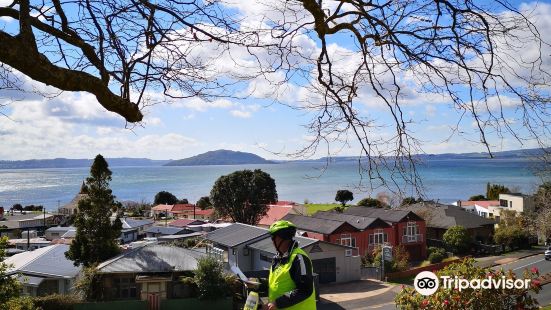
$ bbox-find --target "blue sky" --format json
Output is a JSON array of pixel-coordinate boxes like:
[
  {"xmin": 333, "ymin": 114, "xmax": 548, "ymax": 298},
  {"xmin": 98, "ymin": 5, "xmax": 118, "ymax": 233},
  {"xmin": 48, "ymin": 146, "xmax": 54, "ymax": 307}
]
[{"xmin": 0, "ymin": 0, "xmax": 549, "ymax": 160}]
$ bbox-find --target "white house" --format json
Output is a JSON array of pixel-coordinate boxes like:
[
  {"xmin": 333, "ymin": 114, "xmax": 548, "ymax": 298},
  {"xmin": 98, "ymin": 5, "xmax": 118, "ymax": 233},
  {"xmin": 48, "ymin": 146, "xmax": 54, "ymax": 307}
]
[{"xmin": 5, "ymin": 244, "xmax": 81, "ymax": 296}]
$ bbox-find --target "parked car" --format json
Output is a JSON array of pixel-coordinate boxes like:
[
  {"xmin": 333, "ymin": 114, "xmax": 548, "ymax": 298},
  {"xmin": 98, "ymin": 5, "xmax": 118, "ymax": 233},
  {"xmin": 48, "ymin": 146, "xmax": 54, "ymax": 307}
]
[{"xmin": 545, "ymin": 247, "xmax": 551, "ymax": 261}]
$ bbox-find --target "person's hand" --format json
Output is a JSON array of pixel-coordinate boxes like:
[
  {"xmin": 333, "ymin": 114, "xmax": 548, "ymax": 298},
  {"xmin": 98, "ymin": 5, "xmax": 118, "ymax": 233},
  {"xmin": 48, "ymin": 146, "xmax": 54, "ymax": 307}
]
[{"xmin": 261, "ymin": 303, "xmax": 277, "ymax": 310}]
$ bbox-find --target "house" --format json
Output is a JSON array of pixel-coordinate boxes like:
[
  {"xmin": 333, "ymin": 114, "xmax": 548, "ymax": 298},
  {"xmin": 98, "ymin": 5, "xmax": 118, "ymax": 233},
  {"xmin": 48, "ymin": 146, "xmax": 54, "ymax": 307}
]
[
  {"xmin": 151, "ymin": 204, "xmax": 174, "ymax": 218},
  {"xmin": 307, "ymin": 212, "xmax": 394, "ymax": 256},
  {"xmin": 5, "ymin": 244, "xmax": 81, "ymax": 296},
  {"xmin": 258, "ymin": 205, "xmax": 295, "ymax": 228},
  {"xmin": 96, "ymin": 243, "xmax": 205, "ymax": 301},
  {"xmin": 456, "ymin": 200, "xmax": 501, "ymax": 219},
  {"xmin": 144, "ymin": 226, "xmax": 192, "ymax": 238},
  {"xmin": 8, "ymin": 237, "xmax": 52, "ymax": 251},
  {"xmin": 45, "ymin": 226, "xmax": 75, "ymax": 241},
  {"xmin": 121, "ymin": 218, "xmax": 155, "ymax": 238},
  {"xmin": 248, "ymin": 235, "xmax": 361, "ymax": 283},
  {"xmin": 170, "ymin": 204, "xmax": 196, "ymax": 218},
  {"xmin": 342, "ymin": 207, "xmax": 427, "ymax": 260},
  {"xmin": 169, "ymin": 219, "xmax": 206, "ymax": 228},
  {"xmin": 204, "ymin": 223, "xmax": 361, "ymax": 283},
  {"xmin": 499, "ymin": 193, "xmax": 535, "ymax": 214},
  {"xmin": 402, "ymin": 202, "xmax": 496, "ymax": 244},
  {"xmin": 191, "ymin": 209, "xmax": 215, "ymax": 221}
]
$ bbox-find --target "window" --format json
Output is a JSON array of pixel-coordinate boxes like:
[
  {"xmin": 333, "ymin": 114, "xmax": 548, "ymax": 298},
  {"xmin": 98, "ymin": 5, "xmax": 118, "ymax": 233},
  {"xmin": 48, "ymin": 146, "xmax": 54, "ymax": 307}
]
[
  {"xmin": 340, "ymin": 234, "xmax": 356, "ymax": 248},
  {"xmin": 113, "ymin": 277, "xmax": 137, "ymax": 299},
  {"xmin": 260, "ymin": 253, "xmax": 272, "ymax": 262},
  {"xmin": 369, "ymin": 229, "xmax": 388, "ymax": 245},
  {"xmin": 509, "ymin": 201, "xmax": 513, "ymax": 208},
  {"xmin": 500, "ymin": 199, "xmax": 508, "ymax": 207}
]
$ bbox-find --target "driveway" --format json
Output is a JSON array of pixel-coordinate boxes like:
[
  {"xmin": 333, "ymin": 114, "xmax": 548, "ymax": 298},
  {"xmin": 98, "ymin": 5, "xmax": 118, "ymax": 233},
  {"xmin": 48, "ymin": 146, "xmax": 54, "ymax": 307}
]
[{"xmin": 317, "ymin": 280, "xmax": 400, "ymax": 310}]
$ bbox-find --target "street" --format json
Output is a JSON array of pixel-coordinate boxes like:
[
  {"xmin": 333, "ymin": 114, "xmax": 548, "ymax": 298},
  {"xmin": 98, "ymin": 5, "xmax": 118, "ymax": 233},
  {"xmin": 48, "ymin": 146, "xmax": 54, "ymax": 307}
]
[{"xmin": 494, "ymin": 254, "xmax": 551, "ymax": 307}]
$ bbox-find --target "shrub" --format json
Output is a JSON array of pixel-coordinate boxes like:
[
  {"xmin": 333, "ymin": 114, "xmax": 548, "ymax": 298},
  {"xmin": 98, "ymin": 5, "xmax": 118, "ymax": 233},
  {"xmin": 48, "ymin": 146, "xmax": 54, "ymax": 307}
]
[
  {"xmin": 428, "ymin": 247, "xmax": 447, "ymax": 264},
  {"xmin": 180, "ymin": 276, "xmax": 198, "ymax": 298},
  {"xmin": 33, "ymin": 294, "xmax": 80, "ymax": 310},
  {"xmin": 494, "ymin": 226, "xmax": 530, "ymax": 250},
  {"xmin": 1, "ymin": 296, "xmax": 35, "ymax": 310},
  {"xmin": 391, "ymin": 245, "xmax": 410, "ymax": 272},
  {"xmin": 443, "ymin": 226, "xmax": 471, "ymax": 254},
  {"xmin": 395, "ymin": 258, "xmax": 541, "ymax": 309},
  {"xmin": 357, "ymin": 197, "xmax": 388, "ymax": 208},
  {"xmin": 194, "ymin": 256, "xmax": 227, "ymax": 300}
]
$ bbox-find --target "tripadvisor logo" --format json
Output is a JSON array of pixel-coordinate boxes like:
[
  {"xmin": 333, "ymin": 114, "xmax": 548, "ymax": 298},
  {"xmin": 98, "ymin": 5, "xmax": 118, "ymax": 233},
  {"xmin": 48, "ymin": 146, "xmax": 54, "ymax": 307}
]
[
  {"xmin": 413, "ymin": 271, "xmax": 532, "ymax": 296},
  {"xmin": 414, "ymin": 271, "xmax": 439, "ymax": 296}
]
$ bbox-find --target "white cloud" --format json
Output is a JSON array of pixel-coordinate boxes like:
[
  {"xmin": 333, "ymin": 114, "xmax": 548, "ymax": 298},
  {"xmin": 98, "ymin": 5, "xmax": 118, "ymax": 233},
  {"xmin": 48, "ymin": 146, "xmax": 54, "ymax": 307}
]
[{"xmin": 230, "ymin": 110, "xmax": 252, "ymax": 118}]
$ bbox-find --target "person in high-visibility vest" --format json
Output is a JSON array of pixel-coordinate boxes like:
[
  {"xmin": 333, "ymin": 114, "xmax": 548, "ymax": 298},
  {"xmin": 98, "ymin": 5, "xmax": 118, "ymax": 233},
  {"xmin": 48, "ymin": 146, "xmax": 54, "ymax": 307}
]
[{"xmin": 263, "ymin": 220, "xmax": 316, "ymax": 310}]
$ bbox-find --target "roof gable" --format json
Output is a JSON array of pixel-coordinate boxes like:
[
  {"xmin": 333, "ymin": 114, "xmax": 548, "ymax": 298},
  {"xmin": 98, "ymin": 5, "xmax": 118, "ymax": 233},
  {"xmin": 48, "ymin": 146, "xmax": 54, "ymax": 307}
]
[
  {"xmin": 312, "ymin": 211, "xmax": 391, "ymax": 230},
  {"xmin": 282, "ymin": 214, "xmax": 358, "ymax": 235},
  {"xmin": 343, "ymin": 207, "xmax": 423, "ymax": 223},
  {"xmin": 402, "ymin": 203, "xmax": 496, "ymax": 229}
]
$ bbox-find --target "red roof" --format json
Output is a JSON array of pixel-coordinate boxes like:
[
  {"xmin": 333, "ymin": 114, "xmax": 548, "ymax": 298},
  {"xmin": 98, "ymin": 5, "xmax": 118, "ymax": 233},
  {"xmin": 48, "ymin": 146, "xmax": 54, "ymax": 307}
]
[
  {"xmin": 172, "ymin": 204, "xmax": 196, "ymax": 212},
  {"xmin": 194, "ymin": 209, "xmax": 214, "ymax": 216},
  {"xmin": 259, "ymin": 206, "xmax": 293, "ymax": 226},
  {"xmin": 152, "ymin": 204, "xmax": 174, "ymax": 211},
  {"xmin": 169, "ymin": 218, "xmax": 206, "ymax": 227},
  {"xmin": 460, "ymin": 200, "xmax": 500, "ymax": 209}
]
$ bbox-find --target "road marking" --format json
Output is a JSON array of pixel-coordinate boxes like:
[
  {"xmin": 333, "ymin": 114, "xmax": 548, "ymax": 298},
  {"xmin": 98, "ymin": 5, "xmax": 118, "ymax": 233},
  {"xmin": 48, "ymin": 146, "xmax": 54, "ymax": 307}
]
[{"xmin": 512, "ymin": 258, "xmax": 545, "ymax": 271}]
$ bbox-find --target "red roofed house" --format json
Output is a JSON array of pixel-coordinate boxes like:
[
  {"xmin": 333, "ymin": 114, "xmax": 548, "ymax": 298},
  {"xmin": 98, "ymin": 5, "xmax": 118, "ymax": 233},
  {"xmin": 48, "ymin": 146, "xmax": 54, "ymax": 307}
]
[
  {"xmin": 151, "ymin": 204, "xmax": 174, "ymax": 218},
  {"xmin": 192, "ymin": 209, "xmax": 215, "ymax": 221},
  {"xmin": 258, "ymin": 206, "xmax": 294, "ymax": 228},
  {"xmin": 456, "ymin": 200, "xmax": 501, "ymax": 219}
]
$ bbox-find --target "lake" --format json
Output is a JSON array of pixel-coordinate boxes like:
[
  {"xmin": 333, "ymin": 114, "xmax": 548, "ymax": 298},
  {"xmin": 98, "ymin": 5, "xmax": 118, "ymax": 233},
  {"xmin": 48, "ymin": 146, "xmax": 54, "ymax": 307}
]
[{"xmin": 0, "ymin": 158, "xmax": 542, "ymax": 211}]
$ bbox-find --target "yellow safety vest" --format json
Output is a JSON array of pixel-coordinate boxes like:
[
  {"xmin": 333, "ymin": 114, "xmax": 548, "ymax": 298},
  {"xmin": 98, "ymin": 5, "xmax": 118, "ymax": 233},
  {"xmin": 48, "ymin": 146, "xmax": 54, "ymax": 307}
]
[{"xmin": 268, "ymin": 247, "xmax": 316, "ymax": 309}]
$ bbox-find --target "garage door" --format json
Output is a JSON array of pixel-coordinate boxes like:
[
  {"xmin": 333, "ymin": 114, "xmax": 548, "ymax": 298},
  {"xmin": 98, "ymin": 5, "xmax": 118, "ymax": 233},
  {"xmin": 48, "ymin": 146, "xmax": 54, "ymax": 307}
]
[{"xmin": 312, "ymin": 257, "xmax": 336, "ymax": 283}]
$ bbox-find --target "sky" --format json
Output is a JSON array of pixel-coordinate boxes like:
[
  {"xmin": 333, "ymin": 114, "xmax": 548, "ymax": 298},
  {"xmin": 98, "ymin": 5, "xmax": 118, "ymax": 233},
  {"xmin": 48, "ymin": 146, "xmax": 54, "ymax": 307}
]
[{"xmin": 0, "ymin": 1, "xmax": 550, "ymax": 161}]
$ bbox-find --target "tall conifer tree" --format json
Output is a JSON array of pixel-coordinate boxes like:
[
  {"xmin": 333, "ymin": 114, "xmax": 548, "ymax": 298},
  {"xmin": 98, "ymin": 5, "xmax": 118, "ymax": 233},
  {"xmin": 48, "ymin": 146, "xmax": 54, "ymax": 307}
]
[{"xmin": 66, "ymin": 154, "xmax": 122, "ymax": 267}]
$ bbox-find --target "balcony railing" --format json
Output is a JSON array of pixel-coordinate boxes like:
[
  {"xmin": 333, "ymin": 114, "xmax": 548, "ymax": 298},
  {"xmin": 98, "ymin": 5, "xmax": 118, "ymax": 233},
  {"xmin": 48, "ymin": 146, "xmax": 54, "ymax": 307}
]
[{"xmin": 402, "ymin": 234, "xmax": 423, "ymax": 243}]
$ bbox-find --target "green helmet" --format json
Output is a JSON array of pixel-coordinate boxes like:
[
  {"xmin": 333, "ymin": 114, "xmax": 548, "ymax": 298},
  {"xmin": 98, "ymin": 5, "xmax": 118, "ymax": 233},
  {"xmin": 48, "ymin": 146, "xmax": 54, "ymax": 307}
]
[{"xmin": 269, "ymin": 220, "xmax": 297, "ymax": 239}]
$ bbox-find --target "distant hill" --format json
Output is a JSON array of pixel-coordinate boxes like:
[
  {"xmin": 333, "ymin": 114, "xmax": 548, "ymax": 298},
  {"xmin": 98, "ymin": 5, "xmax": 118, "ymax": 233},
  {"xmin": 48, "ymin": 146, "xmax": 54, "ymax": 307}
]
[
  {"xmin": 0, "ymin": 158, "xmax": 169, "ymax": 169},
  {"xmin": 165, "ymin": 150, "xmax": 274, "ymax": 166},
  {"xmin": 285, "ymin": 147, "xmax": 549, "ymax": 163}
]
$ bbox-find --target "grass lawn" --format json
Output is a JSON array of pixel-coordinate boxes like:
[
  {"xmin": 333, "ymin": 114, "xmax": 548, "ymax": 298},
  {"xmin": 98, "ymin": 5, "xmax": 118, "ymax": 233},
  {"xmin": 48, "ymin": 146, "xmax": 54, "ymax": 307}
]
[
  {"xmin": 304, "ymin": 203, "xmax": 340, "ymax": 215},
  {"xmin": 541, "ymin": 305, "xmax": 551, "ymax": 310}
]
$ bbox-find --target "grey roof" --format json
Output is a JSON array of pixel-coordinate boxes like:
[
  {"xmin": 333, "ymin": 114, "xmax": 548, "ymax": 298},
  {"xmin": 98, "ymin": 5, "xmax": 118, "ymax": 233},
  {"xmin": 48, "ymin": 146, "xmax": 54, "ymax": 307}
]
[
  {"xmin": 5, "ymin": 244, "xmax": 80, "ymax": 278},
  {"xmin": 343, "ymin": 207, "xmax": 422, "ymax": 223},
  {"xmin": 157, "ymin": 232, "xmax": 203, "ymax": 241},
  {"xmin": 312, "ymin": 211, "xmax": 390, "ymax": 230},
  {"xmin": 97, "ymin": 244, "xmax": 204, "ymax": 273},
  {"xmin": 16, "ymin": 275, "xmax": 44, "ymax": 287},
  {"xmin": 282, "ymin": 214, "xmax": 353, "ymax": 234},
  {"xmin": 61, "ymin": 230, "xmax": 77, "ymax": 238},
  {"xmin": 248, "ymin": 236, "xmax": 318, "ymax": 255},
  {"xmin": 122, "ymin": 218, "xmax": 154, "ymax": 229},
  {"xmin": 205, "ymin": 223, "xmax": 269, "ymax": 248},
  {"xmin": 46, "ymin": 226, "xmax": 75, "ymax": 233},
  {"xmin": 401, "ymin": 202, "xmax": 496, "ymax": 229},
  {"xmin": 145, "ymin": 226, "xmax": 188, "ymax": 235}
]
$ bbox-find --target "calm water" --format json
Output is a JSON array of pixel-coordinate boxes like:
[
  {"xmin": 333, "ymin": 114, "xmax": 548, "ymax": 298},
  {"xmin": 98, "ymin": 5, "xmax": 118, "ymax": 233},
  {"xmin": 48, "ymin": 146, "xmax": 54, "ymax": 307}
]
[{"xmin": 0, "ymin": 159, "xmax": 542, "ymax": 211}]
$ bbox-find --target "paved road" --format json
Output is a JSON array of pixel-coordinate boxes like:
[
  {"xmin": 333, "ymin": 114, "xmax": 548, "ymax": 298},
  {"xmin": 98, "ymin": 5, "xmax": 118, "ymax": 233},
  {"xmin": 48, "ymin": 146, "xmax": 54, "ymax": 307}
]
[{"xmin": 493, "ymin": 254, "xmax": 551, "ymax": 307}]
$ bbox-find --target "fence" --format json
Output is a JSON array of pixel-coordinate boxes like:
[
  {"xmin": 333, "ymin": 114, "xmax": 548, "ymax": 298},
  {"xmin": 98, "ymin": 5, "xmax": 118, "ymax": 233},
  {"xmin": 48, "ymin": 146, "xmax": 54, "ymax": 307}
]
[{"xmin": 361, "ymin": 266, "xmax": 381, "ymax": 280}]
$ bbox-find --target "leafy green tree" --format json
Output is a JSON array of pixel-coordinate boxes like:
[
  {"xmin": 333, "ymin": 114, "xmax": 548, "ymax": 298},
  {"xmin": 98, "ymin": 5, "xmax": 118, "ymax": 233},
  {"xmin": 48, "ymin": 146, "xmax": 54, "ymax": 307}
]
[
  {"xmin": 65, "ymin": 154, "xmax": 122, "ymax": 267},
  {"xmin": 0, "ymin": 236, "xmax": 21, "ymax": 307},
  {"xmin": 335, "ymin": 190, "xmax": 354, "ymax": 207},
  {"xmin": 357, "ymin": 197, "xmax": 387, "ymax": 208},
  {"xmin": 177, "ymin": 198, "xmax": 189, "ymax": 204},
  {"xmin": 468, "ymin": 194, "xmax": 487, "ymax": 201},
  {"xmin": 210, "ymin": 169, "xmax": 277, "ymax": 225},
  {"xmin": 395, "ymin": 258, "xmax": 541, "ymax": 309},
  {"xmin": 400, "ymin": 197, "xmax": 425, "ymax": 206},
  {"xmin": 11, "ymin": 204, "xmax": 22, "ymax": 211},
  {"xmin": 153, "ymin": 191, "xmax": 179, "ymax": 205},
  {"xmin": 194, "ymin": 256, "xmax": 227, "ymax": 300},
  {"xmin": 486, "ymin": 183, "xmax": 511, "ymax": 200},
  {"xmin": 196, "ymin": 196, "xmax": 212, "ymax": 210},
  {"xmin": 443, "ymin": 226, "xmax": 471, "ymax": 254}
]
